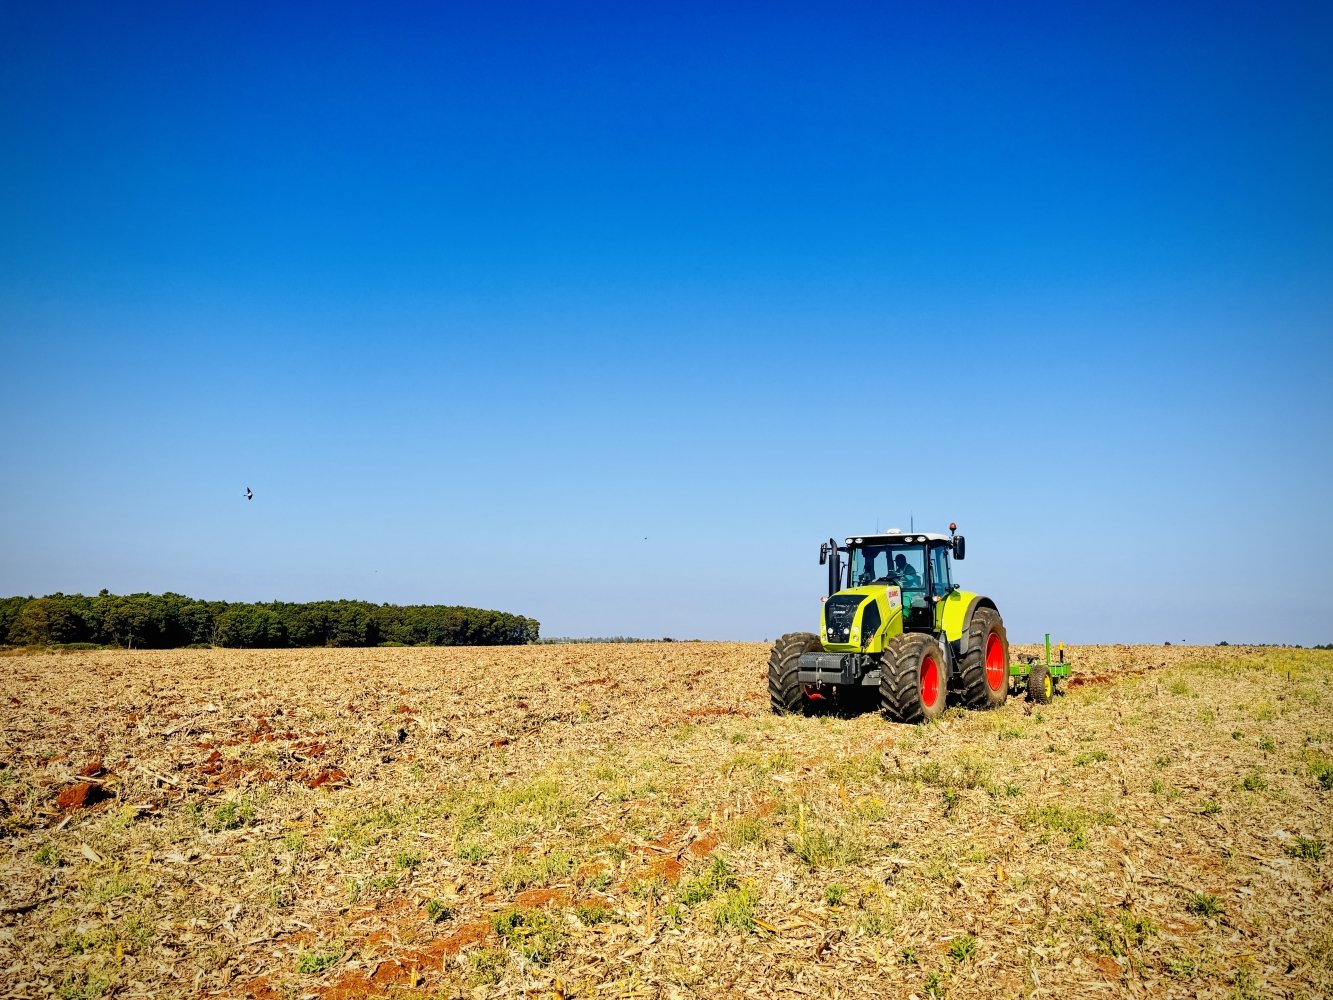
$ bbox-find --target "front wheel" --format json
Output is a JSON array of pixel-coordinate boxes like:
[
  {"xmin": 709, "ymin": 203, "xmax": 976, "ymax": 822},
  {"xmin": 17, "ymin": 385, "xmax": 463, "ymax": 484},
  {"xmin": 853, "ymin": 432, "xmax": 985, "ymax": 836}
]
[
  {"xmin": 958, "ymin": 608, "xmax": 1009, "ymax": 710},
  {"xmin": 768, "ymin": 632, "xmax": 821, "ymax": 714},
  {"xmin": 879, "ymin": 633, "xmax": 948, "ymax": 724}
]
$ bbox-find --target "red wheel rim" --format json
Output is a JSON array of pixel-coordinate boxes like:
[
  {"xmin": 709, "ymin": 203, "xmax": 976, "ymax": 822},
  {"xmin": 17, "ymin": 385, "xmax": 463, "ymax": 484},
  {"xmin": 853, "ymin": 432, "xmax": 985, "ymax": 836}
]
[
  {"xmin": 985, "ymin": 632, "xmax": 1005, "ymax": 691},
  {"xmin": 921, "ymin": 655, "xmax": 939, "ymax": 706}
]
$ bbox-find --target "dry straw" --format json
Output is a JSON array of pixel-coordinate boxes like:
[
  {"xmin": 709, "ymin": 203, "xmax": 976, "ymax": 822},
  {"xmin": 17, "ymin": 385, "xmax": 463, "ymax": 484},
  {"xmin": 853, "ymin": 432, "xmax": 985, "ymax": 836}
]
[{"xmin": 0, "ymin": 642, "xmax": 1329, "ymax": 999}]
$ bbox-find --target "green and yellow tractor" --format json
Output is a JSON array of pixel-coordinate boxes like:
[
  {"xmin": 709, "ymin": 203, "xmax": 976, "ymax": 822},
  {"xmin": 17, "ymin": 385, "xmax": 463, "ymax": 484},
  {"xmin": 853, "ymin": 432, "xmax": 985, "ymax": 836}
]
[{"xmin": 768, "ymin": 525, "xmax": 1062, "ymax": 722}]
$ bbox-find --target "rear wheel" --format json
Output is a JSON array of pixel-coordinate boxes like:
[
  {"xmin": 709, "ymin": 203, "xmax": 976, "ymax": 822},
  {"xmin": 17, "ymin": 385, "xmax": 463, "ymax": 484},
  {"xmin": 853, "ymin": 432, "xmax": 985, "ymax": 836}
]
[
  {"xmin": 879, "ymin": 633, "xmax": 948, "ymax": 724},
  {"xmin": 958, "ymin": 608, "xmax": 1009, "ymax": 710},
  {"xmin": 768, "ymin": 632, "xmax": 821, "ymax": 714},
  {"xmin": 1027, "ymin": 662, "xmax": 1053, "ymax": 704}
]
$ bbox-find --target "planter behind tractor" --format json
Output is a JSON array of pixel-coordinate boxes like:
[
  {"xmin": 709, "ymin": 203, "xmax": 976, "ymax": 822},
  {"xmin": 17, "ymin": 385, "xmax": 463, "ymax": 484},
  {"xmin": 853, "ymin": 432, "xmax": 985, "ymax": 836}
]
[{"xmin": 767, "ymin": 525, "xmax": 1065, "ymax": 723}]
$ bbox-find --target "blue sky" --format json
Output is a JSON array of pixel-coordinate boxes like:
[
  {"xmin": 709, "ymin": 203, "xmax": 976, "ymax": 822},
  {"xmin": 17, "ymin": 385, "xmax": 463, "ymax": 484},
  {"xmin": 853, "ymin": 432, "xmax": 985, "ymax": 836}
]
[{"xmin": 1, "ymin": 1, "xmax": 1330, "ymax": 644}]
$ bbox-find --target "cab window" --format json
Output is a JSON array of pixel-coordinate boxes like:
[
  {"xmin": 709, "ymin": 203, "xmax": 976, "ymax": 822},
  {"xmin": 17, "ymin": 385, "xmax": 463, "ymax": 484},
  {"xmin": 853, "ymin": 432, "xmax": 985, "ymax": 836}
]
[{"xmin": 930, "ymin": 545, "xmax": 953, "ymax": 596}]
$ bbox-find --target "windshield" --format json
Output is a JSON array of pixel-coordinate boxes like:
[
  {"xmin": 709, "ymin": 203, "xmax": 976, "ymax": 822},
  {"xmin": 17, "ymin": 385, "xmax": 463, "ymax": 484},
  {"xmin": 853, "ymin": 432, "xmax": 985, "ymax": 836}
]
[{"xmin": 850, "ymin": 544, "xmax": 926, "ymax": 591}]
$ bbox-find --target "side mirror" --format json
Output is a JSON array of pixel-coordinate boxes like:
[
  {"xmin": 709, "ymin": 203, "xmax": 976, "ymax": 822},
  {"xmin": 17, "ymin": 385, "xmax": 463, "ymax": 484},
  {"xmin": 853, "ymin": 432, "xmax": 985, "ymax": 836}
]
[
  {"xmin": 952, "ymin": 535, "xmax": 966, "ymax": 560},
  {"xmin": 819, "ymin": 543, "xmax": 828, "ymax": 566}
]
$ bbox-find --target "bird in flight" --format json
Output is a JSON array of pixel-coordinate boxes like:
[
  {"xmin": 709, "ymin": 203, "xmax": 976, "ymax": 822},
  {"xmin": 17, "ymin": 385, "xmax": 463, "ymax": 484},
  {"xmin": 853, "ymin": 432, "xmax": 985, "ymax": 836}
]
[{"xmin": 244, "ymin": 488, "xmax": 253, "ymax": 500}]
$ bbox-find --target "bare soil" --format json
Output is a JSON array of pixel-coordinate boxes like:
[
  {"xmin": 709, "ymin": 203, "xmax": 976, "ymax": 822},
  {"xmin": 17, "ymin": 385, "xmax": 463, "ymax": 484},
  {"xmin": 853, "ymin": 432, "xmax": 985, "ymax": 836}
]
[{"xmin": 1, "ymin": 642, "xmax": 1330, "ymax": 1000}]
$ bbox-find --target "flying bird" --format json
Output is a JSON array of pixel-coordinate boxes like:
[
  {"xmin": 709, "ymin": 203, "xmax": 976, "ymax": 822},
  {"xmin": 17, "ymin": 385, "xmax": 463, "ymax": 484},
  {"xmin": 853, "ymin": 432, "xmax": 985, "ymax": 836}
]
[{"xmin": 244, "ymin": 488, "xmax": 253, "ymax": 500}]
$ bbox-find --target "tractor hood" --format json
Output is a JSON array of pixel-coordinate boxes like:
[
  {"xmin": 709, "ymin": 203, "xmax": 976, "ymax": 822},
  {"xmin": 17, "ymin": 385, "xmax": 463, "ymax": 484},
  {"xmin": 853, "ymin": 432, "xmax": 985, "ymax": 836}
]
[{"xmin": 821, "ymin": 585, "xmax": 903, "ymax": 652}]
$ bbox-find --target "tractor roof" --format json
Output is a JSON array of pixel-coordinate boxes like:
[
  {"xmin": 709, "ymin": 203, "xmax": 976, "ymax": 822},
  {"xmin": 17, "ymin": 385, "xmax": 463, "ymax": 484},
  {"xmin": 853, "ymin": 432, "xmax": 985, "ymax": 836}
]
[{"xmin": 844, "ymin": 532, "xmax": 952, "ymax": 545}]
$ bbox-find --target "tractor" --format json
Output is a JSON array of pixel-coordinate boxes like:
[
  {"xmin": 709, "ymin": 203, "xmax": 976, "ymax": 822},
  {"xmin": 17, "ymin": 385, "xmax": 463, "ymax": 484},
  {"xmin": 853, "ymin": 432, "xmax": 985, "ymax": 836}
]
[{"xmin": 767, "ymin": 525, "xmax": 1054, "ymax": 722}]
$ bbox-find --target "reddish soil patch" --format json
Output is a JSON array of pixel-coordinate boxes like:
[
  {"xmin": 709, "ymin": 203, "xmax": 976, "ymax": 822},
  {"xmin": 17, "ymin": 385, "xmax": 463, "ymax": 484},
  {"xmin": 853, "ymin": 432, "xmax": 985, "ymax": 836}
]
[
  {"xmin": 514, "ymin": 887, "xmax": 570, "ymax": 907},
  {"xmin": 648, "ymin": 855, "xmax": 683, "ymax": 881},
  {"xmin": 688, "ymin": 833, "xmax": 720, "ymax": 857},
  {"xmin": 77, "ymin": 760, "xmax": 105, "ymax": 778},
  {"xmin": 440, "ymin": 920, "xmax": 493, "ymax": 956},
  {"xmin": 306, "ymin": 767, "xmax": 349, "ymax": 789},
  {"xmin": 56, "ymin": 782, "xmax": 108, "ymax": 811}
]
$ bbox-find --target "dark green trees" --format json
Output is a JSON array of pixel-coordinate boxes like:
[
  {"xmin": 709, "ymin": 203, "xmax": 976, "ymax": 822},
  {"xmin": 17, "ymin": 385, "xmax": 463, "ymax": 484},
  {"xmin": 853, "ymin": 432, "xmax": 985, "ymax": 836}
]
[{"xmin": 0, "ymin": 592, "xmax": 538, "ymax": 648}]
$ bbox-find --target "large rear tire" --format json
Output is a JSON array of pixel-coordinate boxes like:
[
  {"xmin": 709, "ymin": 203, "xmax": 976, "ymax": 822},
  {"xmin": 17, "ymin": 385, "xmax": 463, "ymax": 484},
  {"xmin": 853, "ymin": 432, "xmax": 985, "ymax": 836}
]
[
  {"xmin": 958, "ymin": 607, "xmax": 1009, "ymax": 710},
  {"xmin": 879, "ymin": 633, "xmax": 948, "ymax": 724},
  {"xmin": 768, "ymin": 632, "xmax": 821, "ymax": 714}
]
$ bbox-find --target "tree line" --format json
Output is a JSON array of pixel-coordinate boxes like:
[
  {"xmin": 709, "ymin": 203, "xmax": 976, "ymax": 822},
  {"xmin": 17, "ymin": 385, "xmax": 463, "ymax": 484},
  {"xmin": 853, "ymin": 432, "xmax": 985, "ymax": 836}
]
[{"xmin": 0, "ymin": 591, "xmax": 539, "ymax": 648}]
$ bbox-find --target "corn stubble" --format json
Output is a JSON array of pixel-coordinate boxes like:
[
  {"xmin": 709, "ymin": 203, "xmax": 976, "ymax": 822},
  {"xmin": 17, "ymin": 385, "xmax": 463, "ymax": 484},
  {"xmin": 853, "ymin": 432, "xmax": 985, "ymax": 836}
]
[{"xmin": 0, "ymin": 642, "xmax": 1329, "ymax": 999}]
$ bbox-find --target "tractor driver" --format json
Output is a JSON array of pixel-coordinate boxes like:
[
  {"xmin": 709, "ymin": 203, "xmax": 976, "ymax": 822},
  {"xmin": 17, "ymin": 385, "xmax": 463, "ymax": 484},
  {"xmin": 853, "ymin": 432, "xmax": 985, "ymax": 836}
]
[{"xmin": 892, "ymin": 553, "xmax": 922, "ymax": 590}]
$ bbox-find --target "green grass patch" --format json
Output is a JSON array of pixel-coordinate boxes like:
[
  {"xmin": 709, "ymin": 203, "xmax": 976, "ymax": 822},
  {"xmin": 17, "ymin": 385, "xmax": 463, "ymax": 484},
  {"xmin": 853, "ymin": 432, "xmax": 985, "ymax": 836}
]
[
  {"xmin": 712, "ymin": 884, "xmax": 758, "ymax": 932},
  {"xmin": 947, "ymin": 934, "xmax": 977, "ymax": 962},
  {"xmin": 680, "ymin": 855, "xmax": 734, "ymax": 905},
  {"xmin": 1187, "ymin": 892, "xmax": 1221, "ymax": 917},
  {"xmin": 490, "ymin": 908, "xmax": 562, "ymax": 964},
  {"xmin": 296, "ymin": 943, "xmax": 343, "ymax": 974},
  {"xmin": 1286, "ymin": 836, "xmax": 1325, "ymax": 861}
]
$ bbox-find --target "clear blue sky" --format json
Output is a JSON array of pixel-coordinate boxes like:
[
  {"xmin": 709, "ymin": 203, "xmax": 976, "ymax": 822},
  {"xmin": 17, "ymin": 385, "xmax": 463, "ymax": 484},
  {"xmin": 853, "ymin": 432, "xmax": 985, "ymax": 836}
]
[{"xmin": 2, "ymin": 2, "xmax": 1330, "ymax": 644}]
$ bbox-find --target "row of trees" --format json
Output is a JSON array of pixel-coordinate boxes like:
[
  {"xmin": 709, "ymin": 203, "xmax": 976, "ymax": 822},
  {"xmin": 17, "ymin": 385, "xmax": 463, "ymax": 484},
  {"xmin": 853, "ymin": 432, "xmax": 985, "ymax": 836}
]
[{"xmin": 0, "ymin": 592, "xmax": 540, "ymax": 649}]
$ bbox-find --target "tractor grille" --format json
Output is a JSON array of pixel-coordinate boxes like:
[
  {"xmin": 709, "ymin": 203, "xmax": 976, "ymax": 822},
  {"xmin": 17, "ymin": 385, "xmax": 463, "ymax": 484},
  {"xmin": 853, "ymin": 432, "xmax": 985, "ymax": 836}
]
[{"xmin": 824, "ymin": 595, "xmax": 865, "ymax": 644}]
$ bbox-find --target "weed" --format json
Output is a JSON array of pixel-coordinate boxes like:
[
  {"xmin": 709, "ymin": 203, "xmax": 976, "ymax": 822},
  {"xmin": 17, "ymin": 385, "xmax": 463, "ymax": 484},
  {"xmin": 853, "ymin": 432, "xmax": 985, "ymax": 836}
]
[
  {"xmin": 1231, "ymin": 961, "xmax": 1262, "ymax": 1000},
  {"xmin": 1286, "ymin": 835, "xmax": 1325, "ymax": 861},
  {"xmin": 1083, "ymin": 908, "xmax": 1157, "ymax": 957},
  {"xmin": 367, "ymin": 874, "xmax": 397, "ymax": 892},
  {"xmin": 209, "ymin": 798, "xmax": 255, "ymax": 832},
  {"xmin": 296, "ymin": 944, "xmax": 343, "ymax": 974},
  {"xmin": 282, "ymin": 832, "xmax": 306, "ymax": 853},
  {"xmin": 1259, "ymin": 735, "xmax": 1276, "ymax": 753},
  {"xmin": 499, "ymin": 848, "xmax": 576, "ymax": 890},
  {"xmin": 1005, "ymin": 783, "xmax": 1022, "ymax": 797},
  {"xmin": 408, "ymin": 763, "xmax": 424, "ymax": 781},
  {"xmin": 712, "ymin": 884, "xmax": 758, "ymax": 932},
  {"xmin": 1199, "ymin": 799, "xmax": 1222, "ymax": 815},
  {"xmin": 901, "ymin": 946, "xmax": 917, "ymax": 964},
  {"xmin": 941, "ymin": 787, "xmax": 961, "ymax": 815},
  {"xmin": 425, "ymin": 898, "xmax": 452, "ymax": 923},
  {"xmin": 35, "ymin": 843, "xmax": 58, "ymax": 866},
  {"xmin": 56, "ymin": 966, "xmax": 114, "ymax": 1000},
  {"xmin": 947, "ymin": 933, "xmax": 977, "ymax": 962},
  {"xmin": 1022, "ymin": 804, "xmax": 1115, "ymax": 843},
  {"xmin": 457, "ymin": 840, "xmax": 491, "ymax": 862},
  {"xmin": 729, "ymin": 732, "xmax": 746, "ymax": 744},
  {"xmin": 575, "ymin": 900, "xmax": 612, "ymax": 925},
  {"xmin": 184, "ymin": 801, "xmax": 203, "ymax": 825},
  {"xmin": 680, "ymin": 855, "xmax": 734, "ymax": 905},
  {"xmin": 1242, "ymin": 773, "xmax": 1267, "ymax": 791},
  {"xmin": 663, "ymin": 903, "xmax": 684, "ymax": 929},
  {"xmin": 1309, "ymin": 759, "xmax": 1333, "ymax": 790},
  {"xmin": 824, "ymin": 883, "xmax": 846, "ymax": 906},
  {"xmin": 725, "ymin": 816, "xmax": 765, "ymax": 847},
  {"xmin": 788, "ymin": 825, "xmax": 863, "ymax": 868},
  {"xmin": 584, "ymin": 870, "xmax": 613, "ymax": 894},
  {"xmin": 628, "ymin": 875, "xmax": 664, "ymax": 900},
  {"xmin": 394, "ymin": 848, "xmax": 423, "ymax": 870},
  {"xmin": 1187, "ymin": 892, "xmax": 1221, "ymax": 917},
  {"xmin": 490, "ymin": 908, "xmax": 562, "ymax": 964},
  {"xmin": 1164, "ymin": 954, "xmax": 1197, "ymax": 977},
  {"xmin": 343, "ymin": 878, "xmax": 363, "ymax": 904},
  {"xmin": 1154, "ymin": 755, "xmax": 1171, "ymax": 768},
  {"xmin": 854, "ymin": 910, "xmax": 888, "ymax": 935},
  {"xmin": 924, "ymin": 971, "xmax": 944, "ymax": 998},
  {"xmin": 1169, "ymin": 680, "xmax": 1190, "ymax": 696},
  {"xmin": 1149, "ymin": 779, "xmax": 1165, "ymax": 794},
  {"xmin": 1232, "ymin": 731, "xmax": 1243, "ymax": 740},
  {"xmin": 469, "ymin": 948, "xmax": 507, "ymax": 985},
  {"xmin": 826, "ymin": 752, "xmax": 885, "ymax": 783},
  {"xmin": 605, "ymin": 840, "xmax": 628, "ymax": 862},
  {"xmin": 1074, "ymin": 750, "xmax": 1110, "ymax": 766}
]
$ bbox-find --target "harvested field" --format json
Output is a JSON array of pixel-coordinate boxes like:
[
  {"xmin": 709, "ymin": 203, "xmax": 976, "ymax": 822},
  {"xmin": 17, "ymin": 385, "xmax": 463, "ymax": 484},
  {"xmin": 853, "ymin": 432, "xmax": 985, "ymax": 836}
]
[{"xmin": 1, "ymin": 642, "xmax": 1330, "ymax": 1000}]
